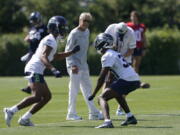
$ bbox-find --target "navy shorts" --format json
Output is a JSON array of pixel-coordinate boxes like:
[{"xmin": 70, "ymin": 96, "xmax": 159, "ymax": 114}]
[
  {"xmin": 25, "ymin": 72, "xmax": 45, "ymax": 83},
  {"xmin": 133, "ymin": 48, "xmax": 143, "ymax": 56},
  {"xmin": 110, "ymin": 79, "xmax": 140, "ymax": 95}
]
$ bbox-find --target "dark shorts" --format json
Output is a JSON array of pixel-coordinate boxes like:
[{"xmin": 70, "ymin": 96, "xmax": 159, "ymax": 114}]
[
  {"xmin": 133, "ymin": 48, "xmax": 143, "ymax": 56},
  {"xmin": 110, "ymin": 79, "xmax": 140, "ymax": 95},
  {"xmin": 25, "ymin": 72, "xmax": 45, "ymax": 83}
]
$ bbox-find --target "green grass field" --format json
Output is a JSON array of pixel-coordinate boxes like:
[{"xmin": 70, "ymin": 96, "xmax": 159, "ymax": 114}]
[{"xmin": 0, "ymin": 76, "xmax": 180, "ymax": 135}]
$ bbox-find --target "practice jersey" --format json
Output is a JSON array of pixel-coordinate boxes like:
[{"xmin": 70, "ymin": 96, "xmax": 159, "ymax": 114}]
[
  {"xmin": 104, "ymin": 23, "xmax": 136, "ymax": 63},
  {"xmin": 28, "ymin": 24, "xmax": 48, "ymax": 53},
  {"xmin": 65, "ymin": 27, "xmax": 89, "ymax": 70},
  {"xmin": 101, "ymin": 49, "xmax": 140, "ymax": 81},
  {"xmin": 126, "ymin": 22, "xmax": 146, "ymax": 48},
  {"xmin": 25, "ymin": 34, "xmax": 57, "ymax": 74}
]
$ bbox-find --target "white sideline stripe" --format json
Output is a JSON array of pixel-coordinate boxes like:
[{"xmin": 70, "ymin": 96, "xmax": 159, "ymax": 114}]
[
  {"xmin": 36, "ymin": 120, "xmax": 86, "ymax": 126},
  {"xmin": 0, "ymin": 120, "xmax": 86, "ymax": 129}
]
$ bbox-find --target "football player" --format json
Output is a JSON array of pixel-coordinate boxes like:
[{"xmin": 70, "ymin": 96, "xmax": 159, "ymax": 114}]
[
  {"xmin": 104, "ymin": 22, "xmax": 150, "ymax": 116},
  {"xmin": 127, "ymin": 10, "xmax": 147, "ymax": 73},
  {"xmin": 88, "ymin": 33, "xmax": 140, "ymax": 128},
  {"xmin": 21, "ymin": 11, "xmax": 48, "ymax": 94},
  {"xmin": 3, "ymin": 16, "xmax": 80, "ymax": 127}
]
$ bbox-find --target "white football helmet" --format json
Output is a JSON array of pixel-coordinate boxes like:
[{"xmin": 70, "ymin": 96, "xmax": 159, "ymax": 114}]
[{"xmin": 117, "ymin": 22, "xmax": 128, "ymax": 34}]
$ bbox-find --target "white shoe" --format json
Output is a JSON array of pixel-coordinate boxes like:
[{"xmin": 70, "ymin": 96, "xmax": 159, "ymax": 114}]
[
  {"xmin": 89, "ymin": 111, "xmax": 104, "ymax": 120},
  {"xmin": 116, "ymin": 109, "xmax": 125, "ymax": 116},
  {"xmin": 95, "ymin": 121, "xmax": 114, "ymax": 128},
  {"xmin": 3, "ymin": 108, "xmax": 14, "ymax": 127},
  {"xmin": 20, "ymin": 53, "xmax": 30, "ymax": 62},
  {"xmin": 18, "ymin": 118, "xmax": 34, "ymax": 126},
  {"xmin": 66, "ymin": 114, "xmax": 82, "ymax": 120}
]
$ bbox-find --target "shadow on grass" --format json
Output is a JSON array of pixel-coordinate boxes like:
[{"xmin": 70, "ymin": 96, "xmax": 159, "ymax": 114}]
[
  {"xmin": 111, "ymin": 118, "xmax": 157, "ymax": 122},
  {"xmin": 117, "ymin": 125, "xmax": 173, "ymax": 129},
  {"xmin": 52, "ymin": 92, "xmax": 67, "ymax": 95},
  {"xmin": 140, "ymin": 114, "xmax": 180, "ymax": 117},
  {"xmin": 59, "ymin": 125, "xmax": 95, "ymax": 128},
  {"xmin": 56, "ymin": 125, "xmax": 173, "ymax": 129}
]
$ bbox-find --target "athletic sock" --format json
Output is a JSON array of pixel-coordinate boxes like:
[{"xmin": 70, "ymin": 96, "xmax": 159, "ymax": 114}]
[
  {"xmin": 104, "ymin": 119, "xmax": 111, "ymax": 123},
  {"xmin": 126, "ymin": 112, "xmax": 133, "ymax": 118},
  {"xmin": 9, "ymin": 105, "xmax": 19, "ymax": 113},
  {"xmin": 21, "ymin": 112, "xmax": 32, "ymax": 120}
]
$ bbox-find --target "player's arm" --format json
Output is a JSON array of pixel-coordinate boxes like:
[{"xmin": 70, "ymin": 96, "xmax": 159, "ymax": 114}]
[
  {"xmin": 40, "ymin": 45, "xmax": 54, "ymax": 70},
  {"xmin": 89, "ymin": 67, "xmax": 110, "ymax": 100},
  {"xmin": 40, "ymin": 45, "xmax": 62, "ymax": 77},
  {"xmin": 54, "ymin": 45, "xmax": 80, "ymax": 60}
]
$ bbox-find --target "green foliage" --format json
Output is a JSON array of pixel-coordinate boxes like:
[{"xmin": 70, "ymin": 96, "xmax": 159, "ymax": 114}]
[
  {"xmin": 0, "ymin": 0, "xmax": 180, "ymax": 75},
  {"xmin": 0, "ymin": 33, "xmax": 27, "ymax": 76},
  {"xmin": 0, "ymin": 0, "xmax": 28, "ymax": 33},
  {"xmin": 140, "ymin": 28, "xmax": 180, "ymax": 74}
]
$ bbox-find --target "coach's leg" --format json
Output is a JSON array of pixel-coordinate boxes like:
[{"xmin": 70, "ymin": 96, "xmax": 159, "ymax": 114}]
[
  {"xmin": 80, "ymin": 70, "xmax": 99, "ymax": 115},
  {"xmin": 67, "ymin": 69, "xmax": 81, "ymax": 118}
]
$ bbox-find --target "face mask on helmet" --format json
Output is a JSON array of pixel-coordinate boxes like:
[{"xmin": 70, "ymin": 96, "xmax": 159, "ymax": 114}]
[
  {"xmin": 29, "ymin": 12, "xmax": 42, "ymax": 27},
  {"xmin": 94, "ymin": 33, "xmax": 113, "ymax": 54},
  {"xmin": 47, "ymin": 16, "xmax": 68, "ymax": 37}
]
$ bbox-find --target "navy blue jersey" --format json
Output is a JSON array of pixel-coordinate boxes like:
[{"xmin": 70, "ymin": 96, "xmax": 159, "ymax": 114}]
[{"xmin": 28, "ymin": 24, "xmax": 48, "ymax": 53}]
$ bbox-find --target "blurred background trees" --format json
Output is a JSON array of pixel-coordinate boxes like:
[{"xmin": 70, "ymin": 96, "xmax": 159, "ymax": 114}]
[{"xmin": 0, "ymin": 0, "xmax": 180, "ymax": 75}]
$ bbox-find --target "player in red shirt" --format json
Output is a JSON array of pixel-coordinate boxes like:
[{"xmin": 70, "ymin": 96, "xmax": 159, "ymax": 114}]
[{"xmin": 127, "ymin": 11, "xmax": 147, "ymax": 73}]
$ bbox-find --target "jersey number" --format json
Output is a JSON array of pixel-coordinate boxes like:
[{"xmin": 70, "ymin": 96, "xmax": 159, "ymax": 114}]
[{"xmin": 118, "ymin": 54, "xmax": 129, "ymax": 68}]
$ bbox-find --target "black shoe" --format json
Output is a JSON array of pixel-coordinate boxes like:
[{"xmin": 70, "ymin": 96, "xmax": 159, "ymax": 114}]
[
  {"xmin": 21, "ymin": 86, "xmax": 31, "ymax": 94},
  {"xmin": 121, "ymin": 116, "xmax": 137, "ymax": 126},
  {"xmin": 140, "ymin": 82, "xmax": 150, "ymax": 89},
  {"xmin": 95, "ymin": 121, "xmax": 114, "ymax": 128}
]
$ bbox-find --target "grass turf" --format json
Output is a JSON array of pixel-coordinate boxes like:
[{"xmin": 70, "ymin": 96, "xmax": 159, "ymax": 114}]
[{"xmin": 0, "ymin": 76, "xmax": 180, "ymax": 135}]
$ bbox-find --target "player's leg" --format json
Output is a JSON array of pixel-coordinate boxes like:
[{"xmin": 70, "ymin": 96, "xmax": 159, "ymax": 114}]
[
  {"xmin": 133, "ymin": 49, "xmax": 150, "ymax": 89},
  {"xmin": 80, "ymin": 70, "xmax": 102, "ymax": 120},
  {"xmin": 95, "ymin": 88, "xmax": 117, "ymax": 128},
  {"xmin": 133, "ymin": 55, "xmax": 142, "ymax": 73},
  {"xmin": 66, "ymin": 69, "xmax": 81, "ymax": 120},
  {"xmin": 21, "ymin": 52, "xmax": 34, "ymax": 94},
  {"xmin": 111, "ymin": 79, "xmax": 140, "ymax": 126},
  {"xmin": 18, "ymin": 81, "xmax": 52, "ymax": 126},
  {"xmin": 3, "ymin": 73, "xmax": 48, "ymax": 127}
]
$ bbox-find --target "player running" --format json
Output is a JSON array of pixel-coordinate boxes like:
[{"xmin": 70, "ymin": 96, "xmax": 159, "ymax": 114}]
[{"xmin": 3, "ymin": 16, "xmax": 80, "ymax": 127}]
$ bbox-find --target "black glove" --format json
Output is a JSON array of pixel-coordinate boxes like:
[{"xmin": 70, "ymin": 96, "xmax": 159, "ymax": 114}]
[
  {"xmin": 72, "ymin": 45, "xmax": 80, "ymax": 53},
  {"xmin": 88, "ymin": 95, "xmax": 95, "ymax": 101},
  {"xmin": 51, "ymin": 68, "xmax": 62, "ymax": 78}
]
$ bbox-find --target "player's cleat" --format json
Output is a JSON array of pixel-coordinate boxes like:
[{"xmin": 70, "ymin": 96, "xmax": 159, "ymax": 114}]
[
  {"xmin": 21, "ymin": 86, "xmax": 31, "ymax": 94},
  {"xmin": 89, "ymin": 111, "xmax": 104, "ymax": 120},
  {"xmin": 66, "ymin": 114, "xmax": 82, "ymax": 120},
  {"xmin": 116, "ymin": 109, "xmax": 125, "ymax": 116},
  {"xmin": 95, "ymin": 121, "xmax": 114, "ymax": 128},
  {"xmin": 140, "ymin": 82, "xmax": 150, "ymax": 89},
  {"xmin": 121, "ymin": 115, "xmax": 137, "ymax": 126},
  {"xmin": 18, "ymin": 118, "xmax": 34, "ymax": 126},
  {"xmin": 3, "ymin": 108, "xmax": 14, "ymax": 127}
]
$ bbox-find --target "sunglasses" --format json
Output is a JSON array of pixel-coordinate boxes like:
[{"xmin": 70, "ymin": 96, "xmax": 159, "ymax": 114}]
[{"xmin": 83, "ymin": 19, "xmax": 91, "ymax": 23}]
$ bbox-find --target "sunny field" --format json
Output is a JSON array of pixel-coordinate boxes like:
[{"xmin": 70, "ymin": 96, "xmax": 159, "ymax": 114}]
[{"xmin": 0, "ymin": 76, "xmax": 180, "ymax": 135}]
